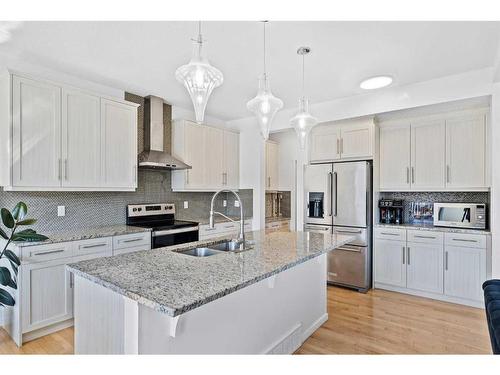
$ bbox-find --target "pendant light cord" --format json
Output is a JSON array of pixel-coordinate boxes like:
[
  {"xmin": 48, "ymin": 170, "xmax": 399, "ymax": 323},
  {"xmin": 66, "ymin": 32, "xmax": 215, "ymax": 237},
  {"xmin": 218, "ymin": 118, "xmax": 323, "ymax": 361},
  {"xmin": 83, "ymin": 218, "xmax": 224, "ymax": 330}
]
[
  {"xmin": 263, "ymin": 21, "xmax": 267, "ymax": 79},
  {"xmin": 302, "ymin": 54, "xmax": 305, "ymax": 99}
]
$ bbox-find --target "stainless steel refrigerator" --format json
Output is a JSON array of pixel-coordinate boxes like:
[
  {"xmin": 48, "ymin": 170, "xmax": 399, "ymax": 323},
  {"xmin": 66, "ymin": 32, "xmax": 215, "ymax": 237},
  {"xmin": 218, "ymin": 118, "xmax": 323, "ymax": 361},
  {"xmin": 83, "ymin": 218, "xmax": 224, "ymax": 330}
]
[{"xmin": 304, "ymin": 161, "xmax": 372, "ymax": 292}]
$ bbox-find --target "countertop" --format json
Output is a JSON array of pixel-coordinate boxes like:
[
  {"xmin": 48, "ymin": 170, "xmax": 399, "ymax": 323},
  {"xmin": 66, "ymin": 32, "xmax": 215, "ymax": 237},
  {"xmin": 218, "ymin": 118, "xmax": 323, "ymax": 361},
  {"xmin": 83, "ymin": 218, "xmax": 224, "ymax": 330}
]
[
  {"xmin": 375, "ymin": 223, "xmax": 491, "ymax": 235},
  {"xmin": 12, "ymin": 225, "xmax": 152, "ymax": 248},
  {"xmin": 67, "ymin": 230, "xmax": 354, "ymax": 317}
]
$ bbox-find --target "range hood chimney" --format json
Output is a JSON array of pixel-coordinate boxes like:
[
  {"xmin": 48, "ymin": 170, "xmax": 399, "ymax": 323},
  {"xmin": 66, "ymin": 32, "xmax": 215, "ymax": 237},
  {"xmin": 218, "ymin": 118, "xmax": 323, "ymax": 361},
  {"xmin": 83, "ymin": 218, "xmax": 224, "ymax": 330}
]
[{"xmin": 138, "ymin": 95, "xmax": 191, "ymax": 170}]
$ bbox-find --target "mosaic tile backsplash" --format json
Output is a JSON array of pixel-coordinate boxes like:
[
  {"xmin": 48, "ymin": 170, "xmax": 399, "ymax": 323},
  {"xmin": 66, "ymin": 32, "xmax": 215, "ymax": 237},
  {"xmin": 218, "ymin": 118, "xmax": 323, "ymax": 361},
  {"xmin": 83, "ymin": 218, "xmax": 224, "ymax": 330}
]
[
  {"xmin": 379, "ymin": 191, "xmax": 490, "ymax": 225},
  {"xmin": 0, "ymin": 170, "xmax": 253, "ymax": 233}
]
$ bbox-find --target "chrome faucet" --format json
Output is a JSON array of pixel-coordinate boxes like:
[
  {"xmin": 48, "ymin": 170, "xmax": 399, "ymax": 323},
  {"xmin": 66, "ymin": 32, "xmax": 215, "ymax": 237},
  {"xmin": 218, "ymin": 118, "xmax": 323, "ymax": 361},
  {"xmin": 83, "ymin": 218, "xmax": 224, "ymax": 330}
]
[{"xmin": 209, "ymin": 189, "xmax": 245, "ymax": 245}]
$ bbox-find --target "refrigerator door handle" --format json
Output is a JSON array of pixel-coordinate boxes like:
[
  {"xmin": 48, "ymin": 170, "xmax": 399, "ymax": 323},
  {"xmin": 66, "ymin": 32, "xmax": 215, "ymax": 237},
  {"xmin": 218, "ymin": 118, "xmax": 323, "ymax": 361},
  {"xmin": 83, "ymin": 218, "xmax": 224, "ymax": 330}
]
[
  {"xmin": 328, "ymin": 171, "xmax": 333, "ymax": 217},
  {"xmin": 333, "ymin": 171, "xmax": 338, "ymax": 217}
]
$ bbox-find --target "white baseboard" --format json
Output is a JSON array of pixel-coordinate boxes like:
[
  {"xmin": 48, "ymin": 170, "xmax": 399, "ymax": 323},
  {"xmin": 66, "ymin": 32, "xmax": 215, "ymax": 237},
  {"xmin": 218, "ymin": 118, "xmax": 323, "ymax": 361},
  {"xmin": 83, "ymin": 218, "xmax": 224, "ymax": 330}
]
[{"xmin": 374, "ymin": 283, "xmax": 484, "ymax": 308}]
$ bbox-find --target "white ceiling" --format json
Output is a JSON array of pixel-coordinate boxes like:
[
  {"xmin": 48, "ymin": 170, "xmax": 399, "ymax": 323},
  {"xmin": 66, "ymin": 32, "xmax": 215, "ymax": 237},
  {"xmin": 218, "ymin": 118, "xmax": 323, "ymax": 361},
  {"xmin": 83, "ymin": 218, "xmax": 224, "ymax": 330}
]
[{"xmin": 1, "ymin": 21, "xmax": 499, "ymax": 121}]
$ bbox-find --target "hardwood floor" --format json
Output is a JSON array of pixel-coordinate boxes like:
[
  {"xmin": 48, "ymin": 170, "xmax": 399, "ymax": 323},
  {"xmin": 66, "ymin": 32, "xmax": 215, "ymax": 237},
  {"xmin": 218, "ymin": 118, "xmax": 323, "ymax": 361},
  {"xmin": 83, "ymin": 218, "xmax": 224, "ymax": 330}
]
[{"xmin": 0, "ymin": 286, "xmax": 491, "ymax": 354}]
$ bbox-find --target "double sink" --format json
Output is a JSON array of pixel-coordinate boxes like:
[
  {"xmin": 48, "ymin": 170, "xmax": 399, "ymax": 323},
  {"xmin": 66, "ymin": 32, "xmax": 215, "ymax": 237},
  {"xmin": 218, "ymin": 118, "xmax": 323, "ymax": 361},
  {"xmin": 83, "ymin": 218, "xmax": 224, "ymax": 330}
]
[{"xmin": 175, "ymin": 240, "xmax": 253, "ymax": 257}]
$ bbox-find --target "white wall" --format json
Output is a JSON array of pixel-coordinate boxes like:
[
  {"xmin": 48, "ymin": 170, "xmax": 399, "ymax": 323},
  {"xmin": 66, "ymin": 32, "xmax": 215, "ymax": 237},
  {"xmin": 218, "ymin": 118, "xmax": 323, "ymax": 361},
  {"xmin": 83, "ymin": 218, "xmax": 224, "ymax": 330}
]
[{"xmin": 490, "ymin": 85, "xmax": 500, "ymax": 277}]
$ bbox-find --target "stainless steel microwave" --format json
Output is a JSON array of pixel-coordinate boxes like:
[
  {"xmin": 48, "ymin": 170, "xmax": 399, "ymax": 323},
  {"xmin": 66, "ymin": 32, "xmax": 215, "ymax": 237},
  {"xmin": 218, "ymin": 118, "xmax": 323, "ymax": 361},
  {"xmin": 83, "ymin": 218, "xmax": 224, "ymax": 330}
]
[{"xmin": 433, "ymin": 203, "xmax": 486, "ymax": 229}]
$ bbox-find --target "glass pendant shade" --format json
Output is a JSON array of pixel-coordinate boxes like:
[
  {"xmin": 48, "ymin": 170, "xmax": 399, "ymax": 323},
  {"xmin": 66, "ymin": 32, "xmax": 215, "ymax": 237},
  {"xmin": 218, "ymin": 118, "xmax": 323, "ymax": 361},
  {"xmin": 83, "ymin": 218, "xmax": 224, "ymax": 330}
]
[
  {"xmin": 175, "ymin": 36, "xmax": 223, "ymax": 124},
  {"xmin": 246, "ymin": 74, "xmax": 283, "ymax": 140},
  {"xmin": 290, "ymin": 97, "xmax": 318, "ymax": 149}
]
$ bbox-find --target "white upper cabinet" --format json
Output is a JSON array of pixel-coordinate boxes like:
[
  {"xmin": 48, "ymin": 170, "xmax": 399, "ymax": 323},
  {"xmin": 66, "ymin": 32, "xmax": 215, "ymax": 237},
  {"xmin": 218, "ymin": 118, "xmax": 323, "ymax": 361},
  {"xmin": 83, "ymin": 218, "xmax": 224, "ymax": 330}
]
[
  {"xmin": 1, "ymin": 71, "xmax": 139, "ymax": 191},
  {"xmin": 445, "ymin": 114, "xmax": 486, "ymax": 190},
  {"xmin": 266, "ymin": 141, "xmax": 279, "ymax": 191},
  {"xmin": 223, "ymin": 130, "xmax": 239, "ymax": 190},
  {"xmin": 379, "ymin": 124, "xmax": 411, "ymax": 191},
  {"xmin": 62, "ymin": 89, "xmax": 101, "ymax": 188},
  {"xmin": 309, "ymin": 118, "xmax": 374, "ymax": 163},
  {"xmin": 101, "ymin": 99, "xmax": 137, "ymax": 189},
  {"xmin": 12, "ymin": 76, "xmax": 62, "ymax": 188},
  {"xmin": 171, "ymin": 120, "xmax": 240, "ymax": 191},
  {"xmin": 379, "ymin": 109, "xmax": 489, "ymax": 192},
  {"xmin": 410, "ymin": 119, "xmax": 446, "ymax": 190},
  {"xmin": 206, "ymin": 126, "xmax": 224, "ymax": 189},
  {"xmin": 309, "ymin": 124, "xmax": 341, "ymax": 162}
]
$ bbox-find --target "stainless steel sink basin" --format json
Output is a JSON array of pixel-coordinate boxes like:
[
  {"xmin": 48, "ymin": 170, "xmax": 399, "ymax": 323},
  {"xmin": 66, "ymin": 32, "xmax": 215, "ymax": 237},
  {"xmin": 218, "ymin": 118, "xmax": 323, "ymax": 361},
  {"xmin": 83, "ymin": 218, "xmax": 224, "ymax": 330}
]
[
  {"xmin": 209, "ymin": 240, "xmax": 253, "ymax": 252},
  {"xmin": 176, "ymin": 247, "xmax": 221, "ymax": 257}
]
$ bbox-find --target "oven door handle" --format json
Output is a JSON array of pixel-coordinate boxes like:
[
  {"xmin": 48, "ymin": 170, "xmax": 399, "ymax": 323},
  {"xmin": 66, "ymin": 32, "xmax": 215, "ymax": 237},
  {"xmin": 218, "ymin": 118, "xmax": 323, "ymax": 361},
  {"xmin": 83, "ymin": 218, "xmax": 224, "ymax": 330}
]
[{"xmin": 152, "ymin": 226, "xmax": 199, "ymax": 237}]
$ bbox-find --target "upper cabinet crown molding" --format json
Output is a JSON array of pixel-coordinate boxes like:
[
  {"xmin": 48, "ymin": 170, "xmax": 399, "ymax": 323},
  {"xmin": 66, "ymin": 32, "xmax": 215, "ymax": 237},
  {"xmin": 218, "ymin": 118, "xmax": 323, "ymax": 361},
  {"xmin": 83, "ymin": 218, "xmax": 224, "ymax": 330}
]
[
  {"xmin": 379, "ymin": 108, "xmax": 489, "ymax": 192},
  {"xmin": 309, "ymin": 117, "xmax": 375, "ymax": 163},
  {"xmin": 0, "ymin": 70, "xmax": 139, "ymax": 191},
  {"xmin": 171, "ymin": 119, "xmax": 240, "ymax": 192}
]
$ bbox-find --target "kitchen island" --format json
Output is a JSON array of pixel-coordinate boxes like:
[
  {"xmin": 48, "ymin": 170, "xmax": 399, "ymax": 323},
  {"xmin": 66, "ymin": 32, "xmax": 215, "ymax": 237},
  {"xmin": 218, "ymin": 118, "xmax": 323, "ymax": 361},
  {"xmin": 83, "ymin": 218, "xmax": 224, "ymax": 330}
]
[{"xmin": 67, "ymin": 230, "xmax": 354, "ymax": 354}]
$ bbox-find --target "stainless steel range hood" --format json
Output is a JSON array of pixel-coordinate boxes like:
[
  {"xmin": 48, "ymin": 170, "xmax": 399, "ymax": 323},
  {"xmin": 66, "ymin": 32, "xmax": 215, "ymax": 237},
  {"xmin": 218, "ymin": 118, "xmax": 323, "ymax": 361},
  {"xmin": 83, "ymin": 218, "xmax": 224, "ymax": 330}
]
[{"xmin": 138, "ymin": 95, "xmax": 191, "ymax": 170}]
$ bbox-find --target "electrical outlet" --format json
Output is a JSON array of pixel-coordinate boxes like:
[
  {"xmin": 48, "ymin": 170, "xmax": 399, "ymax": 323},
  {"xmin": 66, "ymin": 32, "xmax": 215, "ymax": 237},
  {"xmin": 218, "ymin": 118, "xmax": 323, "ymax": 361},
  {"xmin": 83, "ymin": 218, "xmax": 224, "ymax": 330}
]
[
  {"xmin": 57, "ymin": 206, "xmax": 66, "ymax": 217},
  {"xmin": 234, "ymin": 200, "xmax": 240, "ymax": 208},
  {"xmin": 184, "ymin": 201, "xmax": 189, "ymax": 209},
  {"xmin": 223, "ymin": 200, "xmax": 227, "ymax": 207}
]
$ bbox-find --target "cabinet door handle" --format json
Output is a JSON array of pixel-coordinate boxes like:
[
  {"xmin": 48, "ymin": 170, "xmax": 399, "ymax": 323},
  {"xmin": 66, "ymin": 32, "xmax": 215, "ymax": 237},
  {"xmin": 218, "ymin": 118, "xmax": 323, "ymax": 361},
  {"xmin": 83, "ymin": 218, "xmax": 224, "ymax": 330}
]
[
  {"xmin": 122, "ymin": 237, "xmax": 143, "ymax": 243},
  {"xmin": 446, "ymin": 165, "xmax": 450, "ymax": 183},
  {"xmin": 406, "ymin": 167, "xmax": 410, "ymax": 184},
  {"xmin": 70, "ymin": 272, "xmax": 74, "ymax": 288},
  {"xmin": 58, "ymin": 158, "xmax": 62, "ymax": 180},
  {"xmin": 81, "ymin": 243, "xmax": 107, "ymax": 249},
  {"xmin": 186, "ymin": 170, "xmax": 190, "ymax": 185},
  {"xmin": 337, "ymin": 138, "xmax": 340, "ymax": 155},
  {"xmin": 381, "ymin": 232, "xmax": 399, "ymax": 236},
  {"xmin": 402, "ymin": 246, "xmax": 405, "ymax": 264},
  {"xmin": 411, "ymin": 167, "xmax": 415, "ymax": 184},
  {"xmin": 445, "ymin": 251, "xmax": 448, "ymax": 271},
  {"xmin": 268, "ymin": 176, "xmax": 271, "ymax": 188},
  {"xmin": 33, "ymin": 249, "xmax": 65, "ymax": 256},
  {"xmin": 64, "ymin": 159, "xmax": 68, "ymax": 180},
  {"xmin": 414, "ymin": 235, "xmax": 436, "ymax": 239},
  {"xmin": 341, "ymin": 138, "xmax": 344, "ymax": 154},
  {"xmin": 133, "ymin": 165, "xmax": 137, "ymax": 183},
  {"xmin": 452, "ymin": 238, "xmax": 477, "ymax": 243},
  {"xmin": 407, "ymin": 247, "xmax": 411, "ymax": 265}
]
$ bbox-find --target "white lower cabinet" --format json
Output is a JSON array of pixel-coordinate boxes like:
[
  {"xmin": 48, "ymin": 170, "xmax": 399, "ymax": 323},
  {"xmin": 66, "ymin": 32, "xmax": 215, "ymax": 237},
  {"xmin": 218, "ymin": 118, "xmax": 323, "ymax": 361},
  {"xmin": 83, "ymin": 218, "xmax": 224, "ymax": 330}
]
[
  {"xmin": 374, "ymin": 239, "xmax": 406, "ymax": 287},
  {"xmin": 8, "ymin": 231, "xmax": 151, "ymax": 346},
  {"xmin": 374, "ymin": 227, "xmax": 487, "ymax": 307},
  {"xmin": 406, "ymin": 242, "xmax": 443, "ymax": 294},
  {"xmin": 444, "ymin": 245, "xmax": 486, "ymax": 302},
  {"xmin": 21, "ymin": 258, "xmax": 73, "ymax": 333}
]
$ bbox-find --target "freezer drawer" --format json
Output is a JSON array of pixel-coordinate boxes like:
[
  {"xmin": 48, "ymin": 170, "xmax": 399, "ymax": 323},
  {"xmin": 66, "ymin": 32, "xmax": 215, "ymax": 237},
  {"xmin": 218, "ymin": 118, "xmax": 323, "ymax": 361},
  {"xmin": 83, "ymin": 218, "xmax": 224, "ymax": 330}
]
[{"xmin": 327, "ymin": 245, "xmax": 370, "ymax": 290}]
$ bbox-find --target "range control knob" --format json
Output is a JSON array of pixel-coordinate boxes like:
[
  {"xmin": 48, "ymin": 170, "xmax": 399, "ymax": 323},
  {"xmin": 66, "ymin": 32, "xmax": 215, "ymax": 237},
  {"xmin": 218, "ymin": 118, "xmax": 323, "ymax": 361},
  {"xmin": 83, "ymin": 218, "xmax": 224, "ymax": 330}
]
[
  {"xmin": 132, "ymin": 208, "xmax": 137, "ymax": 212},
  {"xmin": 138, "ymin": 208, "xmax": 142, "ymax": 212}
]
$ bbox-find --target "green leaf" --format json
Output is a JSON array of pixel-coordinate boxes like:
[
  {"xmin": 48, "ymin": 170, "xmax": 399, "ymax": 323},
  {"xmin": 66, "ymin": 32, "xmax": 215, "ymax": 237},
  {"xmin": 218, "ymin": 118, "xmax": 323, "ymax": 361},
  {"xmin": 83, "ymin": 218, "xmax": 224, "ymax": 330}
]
[
  {"xmin": 0, "ymin": 288, "xmax": 15, "ymax": 306},
  {"xmin": 8, "ymin": 261, "xmax": 18, "ymax": 277},
  {"xmin": 3, "ymin": 249, "xmax": 20, "ymax": 266},
  {"xmin": 11, "ymin": 232, "xmax": 48, "ymax": 242},
  {"xmin": 16, "ymin": 218, "xmax": 36, "ymax": 226},
  {"xmin": 11, "ymin": 202, "xmax": 27, "ymax": 221},
  {"xmin": 7, "ymin": 278, "xmax": 16, "ymax": 289},
  {"xmin": 1, "ymin": 208, "xmax": 14, "ymax": 229},
  {"xmin": 0, "ymin": 227, "xmax": 8, "ymax": 240},
  {"xmin": 0, "ymin": 267, "xmax": 11, "ymax": 287}
]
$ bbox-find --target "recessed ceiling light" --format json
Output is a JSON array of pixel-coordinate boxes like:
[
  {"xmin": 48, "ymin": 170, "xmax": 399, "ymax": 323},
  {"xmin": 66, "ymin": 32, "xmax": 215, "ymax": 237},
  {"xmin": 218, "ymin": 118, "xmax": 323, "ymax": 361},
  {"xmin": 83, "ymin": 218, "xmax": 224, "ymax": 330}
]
[{"xmin": 360, "ymin": 76, "xmax": 393, "ymax": 90}]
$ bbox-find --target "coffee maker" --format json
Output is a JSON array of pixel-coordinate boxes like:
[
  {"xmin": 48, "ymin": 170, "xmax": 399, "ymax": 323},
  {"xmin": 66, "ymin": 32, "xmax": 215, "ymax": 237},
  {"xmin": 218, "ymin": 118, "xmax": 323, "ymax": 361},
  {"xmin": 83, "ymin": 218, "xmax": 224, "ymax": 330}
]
[{"xmin": 379, "ymin": 199, "xmax": 404, "ymax": 224}]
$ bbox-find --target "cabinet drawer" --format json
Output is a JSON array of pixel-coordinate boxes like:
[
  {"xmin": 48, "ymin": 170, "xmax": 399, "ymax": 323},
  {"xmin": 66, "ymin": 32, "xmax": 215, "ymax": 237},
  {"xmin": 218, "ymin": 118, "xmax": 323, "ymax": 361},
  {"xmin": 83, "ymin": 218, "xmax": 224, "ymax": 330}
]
[
  {"xmin": 407, "ymin": 230, "xmax": 443, "ymax": 245},
  {"xmin": 375, "ymin": 227, "xmax": 406, "ymax": 241},
  {"xmin": 113, "ymin": 232, "xmax": 151, "ymax": 250},
  {"xmin": 445, "ymin": 232, "xmax": 486, "ymax": 249},
  {"xmin": 73, "ymin": 237, "xmax": 112, "ymax": 257},
  {"xmin": 21, "ymin": 242, "xmax": 73, "ymax": 263}
]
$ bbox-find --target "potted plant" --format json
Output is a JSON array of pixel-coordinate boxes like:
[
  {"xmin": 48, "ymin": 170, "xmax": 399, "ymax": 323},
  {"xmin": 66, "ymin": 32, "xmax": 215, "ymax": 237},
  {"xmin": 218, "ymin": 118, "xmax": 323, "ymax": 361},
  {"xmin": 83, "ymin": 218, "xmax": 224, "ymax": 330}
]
[{"xmin": 0, "ymin": 202, "xmax": 48, "ymax": 307}]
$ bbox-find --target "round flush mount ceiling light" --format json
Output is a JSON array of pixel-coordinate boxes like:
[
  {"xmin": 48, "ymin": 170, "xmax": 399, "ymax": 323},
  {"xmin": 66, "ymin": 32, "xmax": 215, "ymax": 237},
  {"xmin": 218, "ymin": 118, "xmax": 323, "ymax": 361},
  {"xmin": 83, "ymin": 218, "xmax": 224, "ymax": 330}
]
[{"xmin": 360, "ymin": 75, "xmax": 393, "ymax": 90}]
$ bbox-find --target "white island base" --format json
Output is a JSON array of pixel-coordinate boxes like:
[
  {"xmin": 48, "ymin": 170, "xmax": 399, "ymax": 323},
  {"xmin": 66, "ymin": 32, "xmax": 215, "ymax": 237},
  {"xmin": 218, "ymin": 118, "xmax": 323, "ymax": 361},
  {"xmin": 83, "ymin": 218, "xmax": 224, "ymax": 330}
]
[{"xmin": 73, "ymin": 254, "xmax": 328, "ymax": 354}]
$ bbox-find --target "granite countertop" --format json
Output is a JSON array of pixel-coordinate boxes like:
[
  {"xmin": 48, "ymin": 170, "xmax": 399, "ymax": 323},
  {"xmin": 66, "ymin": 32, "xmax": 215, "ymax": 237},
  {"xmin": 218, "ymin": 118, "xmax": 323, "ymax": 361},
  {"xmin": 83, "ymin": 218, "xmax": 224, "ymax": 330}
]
[
  {"xmin": 375, "ymin": 223, "xmax": 491, "ymax": 235},
  {"xmin": 13, "ymin": 225, "xmax": 152, "ymax": 247},
  {"xmin": 67, "ymin": 230, "xmax": 354, "ymax": 317}
]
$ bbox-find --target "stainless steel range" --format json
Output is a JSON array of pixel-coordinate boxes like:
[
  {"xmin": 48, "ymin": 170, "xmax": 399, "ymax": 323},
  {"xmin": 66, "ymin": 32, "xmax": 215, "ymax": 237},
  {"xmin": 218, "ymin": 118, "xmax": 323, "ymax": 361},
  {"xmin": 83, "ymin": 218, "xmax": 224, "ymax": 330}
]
[{"xmin": 126, "ymin": 203, "xmax": 199, "ymax": 248}]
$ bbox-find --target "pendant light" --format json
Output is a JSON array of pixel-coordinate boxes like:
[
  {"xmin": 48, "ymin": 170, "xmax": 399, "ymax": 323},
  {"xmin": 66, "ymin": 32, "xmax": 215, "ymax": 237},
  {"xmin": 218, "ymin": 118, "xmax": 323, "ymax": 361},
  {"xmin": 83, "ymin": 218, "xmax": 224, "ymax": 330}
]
[
  {"xmin": 290, "ymin": 47, "xmax": 317, "ymax": 149},
  {"xmin": 246, "ymin": 21, "xmax": 283, "ymax": 140},
  {"xmin": 175, "ymin": 21, "xmax": 223, "ymax": 124}
]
